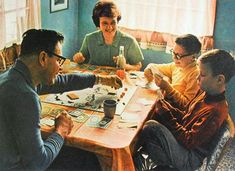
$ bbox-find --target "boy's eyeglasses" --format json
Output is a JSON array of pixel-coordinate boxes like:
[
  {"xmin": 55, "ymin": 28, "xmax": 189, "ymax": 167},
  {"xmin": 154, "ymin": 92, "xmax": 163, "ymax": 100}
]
[
  {"xmin": 46, "ymin": 51, "xmax": 66, "ymax": 66},
  {"xmin": 170, "ymin": 49, "xmax": 194, "ymax": 60}
]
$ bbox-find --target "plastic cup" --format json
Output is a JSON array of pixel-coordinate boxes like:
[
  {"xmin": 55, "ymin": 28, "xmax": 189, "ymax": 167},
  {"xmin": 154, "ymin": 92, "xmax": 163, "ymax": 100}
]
[{"xmin": 103, "ymin": 99, "xmax": 117, "ymax": 119}]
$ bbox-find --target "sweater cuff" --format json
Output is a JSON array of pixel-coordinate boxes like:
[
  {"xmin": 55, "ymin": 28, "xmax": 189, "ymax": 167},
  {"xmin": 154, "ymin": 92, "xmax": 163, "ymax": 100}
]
[
  {"xmin": 163, "ymin": 83, "xmax": 174, "ymax": 96},
  {"xmin": 51, "ymin": 132, "xmax": 64, "ymax": 142},
  {"xmin": 161, "ymin": 111, "xmax": 174, "ymax": 121}
]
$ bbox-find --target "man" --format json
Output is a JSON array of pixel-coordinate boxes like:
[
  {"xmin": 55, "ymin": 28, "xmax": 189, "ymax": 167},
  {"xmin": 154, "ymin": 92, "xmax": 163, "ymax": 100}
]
[
  {"xmin": 0, "ymin": 29, "xmax": 122, "ymax": 170},
  {"xmin": 134, "ymin": 49, "xmax": 235, "ymax": 170}
]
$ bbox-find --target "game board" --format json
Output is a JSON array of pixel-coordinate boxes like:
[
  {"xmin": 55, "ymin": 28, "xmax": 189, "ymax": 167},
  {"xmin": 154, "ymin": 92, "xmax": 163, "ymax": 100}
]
[{"xmin": 42, "ymin": 85, "xmax": 137, "ymax": 115}]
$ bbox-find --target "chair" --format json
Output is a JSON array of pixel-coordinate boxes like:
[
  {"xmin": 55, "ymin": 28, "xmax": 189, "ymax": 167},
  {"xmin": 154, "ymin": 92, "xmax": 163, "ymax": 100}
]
[
  {"xmin": 0, "ymin": 50, "xmax": 7, "ymax": 72},
  {"xmin": 196, "ymin": 114, "xmax": 234, "ymax": 171},
  {"xmin": 0, "ymin": 43, "xmax": 21, "ymax": 73},
  {"xmin": 134, "ymin": 115, "xmax": 234, "ymax": 171}
]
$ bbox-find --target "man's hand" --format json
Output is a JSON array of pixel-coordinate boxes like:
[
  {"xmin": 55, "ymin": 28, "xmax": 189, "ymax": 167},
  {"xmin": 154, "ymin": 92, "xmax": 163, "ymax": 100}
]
[
  {"xmin": 54, "ymin": 111, "xmax": 74, "ymax": 139},
  {"xmin": 97, "ymin": 75, "xmax": 123, "ymax": 89},
  {"xmin": 144, "ymin": 67, "xmax": 154, "ymax": 83},
  {"xmin": 73, "ymin": 52, "xmax": 85, "ymax": 63}
]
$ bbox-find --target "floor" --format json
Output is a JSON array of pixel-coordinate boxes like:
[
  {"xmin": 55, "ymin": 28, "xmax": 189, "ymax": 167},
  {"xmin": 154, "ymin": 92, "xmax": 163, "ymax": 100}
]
[
  {"xmin": 47, "ymin": 146, "xmax": 101, "ymax": 171},
  {"xmin": 46, "ymin": 138, "xmax": 235, "ymax": 171},
  {"xmin": 216, "ymin": 138, "xmax": 235, "ymax": 171}
]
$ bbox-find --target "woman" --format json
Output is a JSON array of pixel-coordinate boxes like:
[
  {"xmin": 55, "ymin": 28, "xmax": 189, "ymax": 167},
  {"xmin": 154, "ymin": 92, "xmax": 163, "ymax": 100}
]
[
  {"xmin": 73, "ymin": 0, "xmax": 144, "ymax": 71},
  {"xmin": 144, "ymin": 34, "xmax": 201, "ymax": 109}
]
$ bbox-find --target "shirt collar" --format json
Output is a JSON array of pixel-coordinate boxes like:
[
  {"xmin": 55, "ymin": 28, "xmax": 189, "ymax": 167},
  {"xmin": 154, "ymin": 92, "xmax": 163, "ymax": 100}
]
[
  {"xmin": 12, "ymin": 59, "xmax": 35, "ymax": 90},
  {"xmin": 204, "ymin": 91, "xmax": 225, "ymax": 103},
  {"xmin": 180, "ymin": 60, "xmax": 197, "ymax": 71},
  {"xmin": 97, "ymin": 30, "xmax": 121, "ymax": 48}
]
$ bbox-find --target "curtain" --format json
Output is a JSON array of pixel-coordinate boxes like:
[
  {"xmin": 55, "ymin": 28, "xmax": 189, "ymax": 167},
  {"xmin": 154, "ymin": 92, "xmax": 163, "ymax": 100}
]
[
  {"xmin": 0, "ymin": 0, "xmax": 6, "ymax": 49},
  {"xmin": 115, "ymin": 0, "xmax": 216, "ymax": 52},
  {"xmin": 0, "ymin": 0, "xmax": 41, "ymax": 49},
  {"xmin": 16, "ymin": 0, "xmax": 41, "ymax": 43},
  {"xmin": 26, "ymin": 0, "xmax": 41, "ymax": 29}
]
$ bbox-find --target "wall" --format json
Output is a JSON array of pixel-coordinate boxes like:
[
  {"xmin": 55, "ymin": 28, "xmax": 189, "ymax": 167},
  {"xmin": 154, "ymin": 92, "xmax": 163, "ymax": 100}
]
[
  {"xmin": 214, "ymin": 0, "xmax": 235, "ymax": 51},
  {"xmin": 41, "ymin": 0, "xmax": 235, "ymax": 64},
  {"xmin": 41, "ymin": 0, "xmax": 79, "ymax": 59}
]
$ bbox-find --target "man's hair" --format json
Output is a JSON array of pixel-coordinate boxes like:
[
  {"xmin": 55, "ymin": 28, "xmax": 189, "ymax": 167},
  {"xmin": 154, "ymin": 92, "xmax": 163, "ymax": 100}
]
[
  {"xmin": 92, "ymin": 0, "xmax": 121, "ymax": 27},
  {"xmin": 199, "ymin": 49, "xmax": 235, "ymax": 83},
  {"xmin": 175, "ymin": 34, "xmax": 201, "ymax": 56},
  {"xmin": 20, "ymin": 29, "xmax": 64, "ymax": 58}
]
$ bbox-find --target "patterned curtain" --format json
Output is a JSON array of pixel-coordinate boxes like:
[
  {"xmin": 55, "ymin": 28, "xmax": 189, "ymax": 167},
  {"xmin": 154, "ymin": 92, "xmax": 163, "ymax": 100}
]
[{"xmin": 115, "ymin": 0, "xmax": 216, "ymax": 53}]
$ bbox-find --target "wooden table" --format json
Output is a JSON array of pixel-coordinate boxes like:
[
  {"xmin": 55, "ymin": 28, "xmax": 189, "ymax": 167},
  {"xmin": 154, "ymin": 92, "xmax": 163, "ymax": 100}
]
[{"xmin": 40, "ymin": 63, "xmax": 160, "ymax": 171}]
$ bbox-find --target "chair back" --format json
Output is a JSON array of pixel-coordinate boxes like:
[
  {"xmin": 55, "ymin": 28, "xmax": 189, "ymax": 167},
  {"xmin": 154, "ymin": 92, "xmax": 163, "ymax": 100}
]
[
  {"xmin": 0, "ymin": 43, "xmax": 21, "ymax": 73},
  {"xmin": 197, "ymin": 114, "xmax": 234, "ymax": 171}
]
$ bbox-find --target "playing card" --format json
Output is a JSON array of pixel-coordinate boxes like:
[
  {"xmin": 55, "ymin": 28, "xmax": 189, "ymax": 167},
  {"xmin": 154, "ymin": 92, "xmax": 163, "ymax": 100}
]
[
  {"xmin": 74, "ymin": 113, "xmax": 90, "ymax": 123},
  {"xmin": 69, "ymin": 109, "xmax": 84, "ymax": 117},
  {"xmin": 69, "ymin": 109, "xmax": 90, "ymax": 123},
  {"xmin": 97, "ymin": 117, "xmax": 112, "ymax": 128},
  {"xmin": 50, "ymin": 108, "xmax": 65, "ymax": 117},
  {"xmin": 86, "ymin": 115, "xmax": 112, "ymax": 129},
  {"xmin": 86, "ymin": 115, "xmax": 101, "ymax": 127},
  {"xmin": 40, "ymin": 118, "xmax": 54, "ymax": 127}
]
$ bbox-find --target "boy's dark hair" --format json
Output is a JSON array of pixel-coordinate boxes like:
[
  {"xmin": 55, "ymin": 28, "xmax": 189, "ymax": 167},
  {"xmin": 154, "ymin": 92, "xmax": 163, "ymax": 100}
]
[
  {"xmin": 199, "ymin": 49, "xmax": 235, "ymax": 83},
  {"xmin": 20, "ymin": 29, "xmax": 64, "ymax": 58},
  {"xmin": 175, "ymin": 34, "xmax": 201, "ymax": 56},
  {"xmin": 92, "ymin": 0, "xmax": 121, "ymax": 27}
]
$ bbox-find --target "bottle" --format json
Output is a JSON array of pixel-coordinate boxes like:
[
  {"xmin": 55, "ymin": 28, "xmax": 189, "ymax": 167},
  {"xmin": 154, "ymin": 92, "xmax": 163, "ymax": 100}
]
[
  {"xmin": 116, "ymin": 46, "xmax": 126, "ymax": 80},
  {"xmin": 118, "ymin": 46, "xmax": 125, "ymax": 69}
]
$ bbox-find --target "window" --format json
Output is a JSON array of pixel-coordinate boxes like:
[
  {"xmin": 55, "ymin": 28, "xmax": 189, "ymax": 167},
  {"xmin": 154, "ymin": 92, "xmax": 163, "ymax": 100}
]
[
  {"xmin": 4, "ymin": 0, "xmax": 27, "ymax": 44},
  {"xmin": 0, "ymin": 0, "xmax": 41, "ymax": 49},
  {"xmin": 115, "ymin": 0, "xmax": 216, "ymax": 51}
]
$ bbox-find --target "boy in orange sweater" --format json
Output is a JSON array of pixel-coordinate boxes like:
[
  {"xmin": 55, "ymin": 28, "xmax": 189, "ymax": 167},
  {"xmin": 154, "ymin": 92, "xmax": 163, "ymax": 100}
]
[{"xmin": 134, "ymin": 49, "xmax": 235, "ymax": 171}]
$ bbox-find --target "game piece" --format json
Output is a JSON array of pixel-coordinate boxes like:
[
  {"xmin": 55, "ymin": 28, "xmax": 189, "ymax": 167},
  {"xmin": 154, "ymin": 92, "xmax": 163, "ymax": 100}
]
[{"xmin": 67, "ymin": 93, "xmax": 79, "ymax": 100}]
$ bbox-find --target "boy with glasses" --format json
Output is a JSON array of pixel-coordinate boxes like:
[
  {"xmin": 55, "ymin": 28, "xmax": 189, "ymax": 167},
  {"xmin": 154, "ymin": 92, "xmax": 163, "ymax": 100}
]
[{"xmin": 144, "ymin": 34, "xmax": 201, "ymax": 110}]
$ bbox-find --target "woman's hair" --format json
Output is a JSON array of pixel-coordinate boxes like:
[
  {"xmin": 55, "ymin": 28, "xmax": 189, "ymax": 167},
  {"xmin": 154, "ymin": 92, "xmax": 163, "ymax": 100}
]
[
  {"xmin": 92, "ymin": 0, "xmax": 121, "ymax": 27},
  {"xmin": 175, "ymin": 34, "xmax": 201, "ymax": 56},
  {"xmin": 199, "ymin": 49, "xmax": 235, "ymax": 83},
  {"xmin": 20, "ymin": 29, "xmax": 64, "ymax": 58}
]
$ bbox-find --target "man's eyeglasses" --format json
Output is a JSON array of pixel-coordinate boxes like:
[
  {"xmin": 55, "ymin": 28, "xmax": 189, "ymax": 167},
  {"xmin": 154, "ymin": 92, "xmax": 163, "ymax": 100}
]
[
  {"xmin": 46, "ymin": 51, "xmax": 66, "ymax": 66},
  {"xmin": 170, "ymin": 49, "xmax": 194, "ymax": 60}
]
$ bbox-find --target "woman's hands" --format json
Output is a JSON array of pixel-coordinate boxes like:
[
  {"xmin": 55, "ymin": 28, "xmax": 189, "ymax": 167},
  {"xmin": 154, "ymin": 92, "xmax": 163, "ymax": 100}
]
[{"xmin": 73, "ymin": 52, "xmax": 85, "ymax": 63}]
